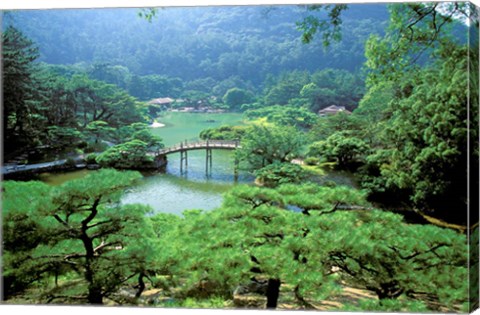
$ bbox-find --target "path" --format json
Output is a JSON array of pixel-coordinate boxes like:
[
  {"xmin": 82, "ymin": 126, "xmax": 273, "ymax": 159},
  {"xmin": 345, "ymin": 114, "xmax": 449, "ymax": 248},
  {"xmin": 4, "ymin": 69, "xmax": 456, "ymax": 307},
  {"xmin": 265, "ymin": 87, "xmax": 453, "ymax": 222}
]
[{"xmin": 2, "ymin": 156, "xmax": 86, "ymax": 175}]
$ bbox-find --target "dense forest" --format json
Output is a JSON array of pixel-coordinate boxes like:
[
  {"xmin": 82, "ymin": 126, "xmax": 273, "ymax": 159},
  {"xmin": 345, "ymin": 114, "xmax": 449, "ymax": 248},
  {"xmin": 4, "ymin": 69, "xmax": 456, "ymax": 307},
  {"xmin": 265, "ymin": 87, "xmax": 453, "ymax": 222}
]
[
  {"xmin": 4, "ymin": 5, "xmax": 387, "ymax": 99},
  {"xmin": 2, "ymin": 2, "xmax": 479, "ymax": 313}
]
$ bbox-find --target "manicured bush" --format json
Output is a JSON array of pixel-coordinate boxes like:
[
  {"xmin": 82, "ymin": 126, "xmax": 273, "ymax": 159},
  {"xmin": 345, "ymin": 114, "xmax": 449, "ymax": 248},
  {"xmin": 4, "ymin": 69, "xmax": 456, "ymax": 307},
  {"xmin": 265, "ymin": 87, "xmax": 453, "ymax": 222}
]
[{"xmin": 96, "ymin": 140, "xmax": 155, "ymax": 169}]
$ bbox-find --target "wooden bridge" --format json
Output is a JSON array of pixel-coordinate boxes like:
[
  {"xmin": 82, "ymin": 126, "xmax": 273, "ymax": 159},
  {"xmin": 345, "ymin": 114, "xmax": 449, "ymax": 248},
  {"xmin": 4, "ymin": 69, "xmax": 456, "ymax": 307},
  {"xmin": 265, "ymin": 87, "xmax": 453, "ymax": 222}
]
[{"xmin": 154, "ymin": 140, "xmax": 241, "ymax": 174}]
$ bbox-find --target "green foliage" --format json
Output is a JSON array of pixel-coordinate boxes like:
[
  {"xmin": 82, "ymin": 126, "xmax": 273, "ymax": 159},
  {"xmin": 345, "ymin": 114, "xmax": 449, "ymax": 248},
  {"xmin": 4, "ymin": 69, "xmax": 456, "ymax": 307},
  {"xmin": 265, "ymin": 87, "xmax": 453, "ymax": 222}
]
[
  {"xmin": 342, "ymin": 299, "xmax": 429, "ymax": 312},
  {"xmin": 308, "ymin": 132, "xmax": 368, "ymax": 168},
  {"xmin": 2, "ymin": 181, "xmax": 52, "ymax": 298},
  {"xmin": 46, "ymin": 126, "xmax": 85, "ymax": 151},
  {"xmin": 154, "ymin": 183, "xmax": 468, "ymax": 310},
  {"xmin": 364, "ymin": 3, "xmax": 471, "ymax": 85},
  {"xmin": 301, "ymin": 69, "xmax": 364, "ymax": 113},
  {"xmin": 309, "ymin": 111, "xmax": 362, "ymax": 140},
  {"xmin": 2, "ymin": 26, "xmax": 146, "ymax": 158},
  {"xmin": 85, "ymin": 153, "xmax": 98, "ymax": 164},
  {"xmin": 129, "ymin": 74, "xmax": 183, "ymax": 100},
  {"xmin": 96, "ymin": 140, "xmax": 154, "ymax": 169},
  {"xmin": 199, "ymin": 125, "xmax": 248, "ymax": 141},
  {"xmin": 9, "ymin": 6, "xmax": 387, "ymax": 88},
  {"xmin": 326, "ymin": 210, "xmax": 467, "ymax": 307},
  {"xmin": 236, "ymin": 124, "xmax": 306, "ymax": 171},
  {"xmin": 68, "ymin": 74, "xmax": 146, "ymax": 128},
  {"xmin": 244, "ymin": 105, "xmax": 318, "ymax": 129},
  {"xmin": 2, "ymin": 26, "xmax": 41, "ymax": 151},
  {"xmin": 2, "ymin": 170, "xmax": 156, "ymax": 304},
  {"xmin": 132, "ymin": 129, "xmax": 164, "ymax": 150},
  {"xmin": 181, "ymin": 90, "xmax": 211, "ymax": 108},
  {"xmin": 263, "ymin": 71, "xmax": 310, "ymax": 106},
  {"xmin": 254, "ymin": 162, "xmax": 307, "ymax": 187},
  {"xmin": 222, "ymin": 88, "xmax": 255, "ymax": 111},
  {"xmin": 85, "ymin": 121, "xmax": 114, "ymax": 144},
  {"xmin": 361, "ymin": 44, "xmax": 472, "ymax": 223},
  {"xmin": 161, "ymin": 296, "xmax": 227, "ymax": 308},
  {"xmin": 296, "ymin": 4, "xmax": 348, "ymax": 45}
]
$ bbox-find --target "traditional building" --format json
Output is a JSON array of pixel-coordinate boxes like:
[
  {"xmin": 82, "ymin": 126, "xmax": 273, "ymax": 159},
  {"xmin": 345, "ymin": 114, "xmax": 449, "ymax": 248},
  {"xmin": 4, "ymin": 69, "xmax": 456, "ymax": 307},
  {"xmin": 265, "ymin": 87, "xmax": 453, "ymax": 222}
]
[
  {"xmin": 148, "ymin": 97, "xmax": 175, "ymax": 106},
  {"xmin": 318, "ymin": 105, "xmax": 351, "ymax": 116}
]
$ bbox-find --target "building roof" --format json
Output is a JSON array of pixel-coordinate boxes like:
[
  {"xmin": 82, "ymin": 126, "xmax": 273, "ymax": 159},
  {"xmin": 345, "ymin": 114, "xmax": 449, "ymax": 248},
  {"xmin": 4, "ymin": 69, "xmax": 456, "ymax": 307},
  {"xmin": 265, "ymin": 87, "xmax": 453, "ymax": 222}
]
[
  {"xmin": 318, "ymin": 105, "xmax": 351, "ymax": 115},
  {"xmin": 148, "ymin": 97, "xmax": 175, "ymax": 105}
]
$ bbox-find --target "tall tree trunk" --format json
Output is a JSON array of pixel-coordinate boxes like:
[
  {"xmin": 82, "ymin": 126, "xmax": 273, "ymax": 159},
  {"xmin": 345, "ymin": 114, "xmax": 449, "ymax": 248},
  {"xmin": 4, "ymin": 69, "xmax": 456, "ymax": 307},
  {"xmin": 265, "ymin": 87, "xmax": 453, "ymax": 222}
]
[
  {"xmin": 87, "ymin": 284, "xmax": 103, "ymax": 304},
  {"xmin": 80, "ymin": 203, "xmax": 103, "ymax": 304},
  {"xmin": 265, "ymin": 278, "xmax": 281, "ymax": 309},
  {"xmin": 135, "ymin": 271, "xmax": 146, "ymax": 298},
  {"xmin": 83, "ymin": 243, "xmax": 103, "ymax": 304}
]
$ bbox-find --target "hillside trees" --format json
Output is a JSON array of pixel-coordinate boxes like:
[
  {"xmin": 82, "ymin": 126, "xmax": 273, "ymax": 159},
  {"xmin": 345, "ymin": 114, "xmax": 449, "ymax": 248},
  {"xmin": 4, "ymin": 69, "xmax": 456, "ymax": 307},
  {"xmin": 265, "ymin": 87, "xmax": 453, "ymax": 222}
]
[
  {"xmin": 262, "ymin": 69, "xmax": 364, "ymax": 113},
  {"xmin": 222, "ymin": 88, "xmax": 255, "ymax": 111},
  {"xmin": 2, "ymin": 170, "xmax": 156, "ymax": 304}
]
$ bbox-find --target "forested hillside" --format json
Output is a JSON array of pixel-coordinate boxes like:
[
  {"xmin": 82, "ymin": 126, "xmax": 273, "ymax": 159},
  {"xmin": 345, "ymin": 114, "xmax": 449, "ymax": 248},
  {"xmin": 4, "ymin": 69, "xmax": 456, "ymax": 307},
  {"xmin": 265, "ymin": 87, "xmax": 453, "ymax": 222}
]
[{"xmin": 4, "ymin": 5, "xmax": 387, "ymax": 90}]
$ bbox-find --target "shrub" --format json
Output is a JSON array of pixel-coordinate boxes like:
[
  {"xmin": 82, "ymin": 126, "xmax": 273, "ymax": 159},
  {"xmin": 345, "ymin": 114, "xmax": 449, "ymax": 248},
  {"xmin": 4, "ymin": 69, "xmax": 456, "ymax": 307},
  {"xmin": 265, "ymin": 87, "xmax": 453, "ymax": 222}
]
[
  {"xmin": 96, "ymin": 140, "xmax": 154, "ymax": 169},
  {"xmin": 85, "ymin": 153, "xmax": 98, "ymax": 164}
]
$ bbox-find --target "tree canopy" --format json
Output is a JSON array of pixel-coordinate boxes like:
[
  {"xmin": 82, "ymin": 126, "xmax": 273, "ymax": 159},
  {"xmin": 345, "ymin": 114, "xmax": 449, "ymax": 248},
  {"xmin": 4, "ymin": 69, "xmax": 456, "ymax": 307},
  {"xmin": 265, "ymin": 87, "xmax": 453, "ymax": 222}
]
[{"xmin": 3, "ymin": 170, "xmax": 156, "ymax": 304}]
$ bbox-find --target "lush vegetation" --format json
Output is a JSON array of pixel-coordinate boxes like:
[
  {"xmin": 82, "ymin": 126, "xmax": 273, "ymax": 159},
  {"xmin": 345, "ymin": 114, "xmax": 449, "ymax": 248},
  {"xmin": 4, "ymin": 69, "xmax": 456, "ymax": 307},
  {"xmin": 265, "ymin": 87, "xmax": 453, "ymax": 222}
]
[
  {"xmin": 3, "ymin": 171, "xmax": 469, "ymax": 310},
  {"xmin": 2, "ymin": 2, "xmax": 478, "ymax": 313},
  {"xmin": 2, "ymin": 25, "xmax": 151, "ymax": 160}
]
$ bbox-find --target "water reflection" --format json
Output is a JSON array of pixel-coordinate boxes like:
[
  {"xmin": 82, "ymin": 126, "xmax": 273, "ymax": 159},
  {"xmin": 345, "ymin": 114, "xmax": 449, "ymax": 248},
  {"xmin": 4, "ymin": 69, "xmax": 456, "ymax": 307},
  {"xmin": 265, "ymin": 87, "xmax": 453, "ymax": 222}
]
[{"xmin": 121, "ymin": 150, "xmax": 254, "ymax": 215}]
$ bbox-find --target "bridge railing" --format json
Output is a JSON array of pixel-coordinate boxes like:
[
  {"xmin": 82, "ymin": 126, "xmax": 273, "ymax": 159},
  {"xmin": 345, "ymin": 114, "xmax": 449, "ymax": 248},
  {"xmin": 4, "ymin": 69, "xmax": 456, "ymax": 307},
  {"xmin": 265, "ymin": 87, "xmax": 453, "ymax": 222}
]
[{"xmin": 156, "ymin": 139, "xmax": 240, "ymax": 155}]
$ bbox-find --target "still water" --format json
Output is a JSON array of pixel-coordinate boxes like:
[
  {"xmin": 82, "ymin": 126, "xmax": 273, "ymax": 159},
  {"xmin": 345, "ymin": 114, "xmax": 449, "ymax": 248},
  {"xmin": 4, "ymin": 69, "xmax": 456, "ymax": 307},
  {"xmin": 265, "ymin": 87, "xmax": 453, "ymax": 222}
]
[{"xmin": 40, "ymin": 112, "xmax": 253, "ymax": 215}]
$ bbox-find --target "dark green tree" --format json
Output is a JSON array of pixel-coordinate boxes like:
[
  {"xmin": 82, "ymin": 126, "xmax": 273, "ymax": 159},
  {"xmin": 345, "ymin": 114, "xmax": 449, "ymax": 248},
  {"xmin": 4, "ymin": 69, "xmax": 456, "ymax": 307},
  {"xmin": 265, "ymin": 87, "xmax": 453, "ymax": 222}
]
[
  {"xmin": 2, "ymin": 170, "xmax": 156, "ymax": 304},
  {"xmin": 358, "ymin": 3, "xmax": 477, "ymax": 224},
  {"xmin": 308, "ymin": 131, "xmax": 369, "ymax": 168},
  {"xmin": 85, "ymin": 121, "xmax": 114, "ymax": 144},
  {"xmin": 222, "ymin": 88, "xmax": 255, "ymax": 111},
  {"xmin": 155, "ymin": 183, "xmax": 468, "ymax": 311},
  {"xmin": 2, "ymin": 26, "xmax": 40, "ymax": 152},
  {"xmin": 2, "ymin": 181, "xmax": 52, "ymax": 298},
  {"xmin": 96, "ymin": 140, "xmax": 155, "ymax": 169},
  {"xmin": 236, "ymin": 124, "xmax": 306, "ymax": 170}
]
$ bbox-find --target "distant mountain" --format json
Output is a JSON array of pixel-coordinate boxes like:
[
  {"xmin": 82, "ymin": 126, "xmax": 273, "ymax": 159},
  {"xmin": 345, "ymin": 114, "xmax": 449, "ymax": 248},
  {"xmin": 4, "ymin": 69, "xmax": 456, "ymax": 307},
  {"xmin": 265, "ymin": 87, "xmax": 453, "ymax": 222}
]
[{"xmin": 4, "ymin": 4, "xmax": 389, "ymax": 84}]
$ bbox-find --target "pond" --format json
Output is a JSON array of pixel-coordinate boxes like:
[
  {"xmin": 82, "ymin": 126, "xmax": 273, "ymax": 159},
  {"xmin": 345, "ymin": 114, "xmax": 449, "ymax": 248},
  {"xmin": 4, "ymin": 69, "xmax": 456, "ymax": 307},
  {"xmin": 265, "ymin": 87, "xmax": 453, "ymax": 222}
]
[
  {"xmin": 150, "ymin": 112, "xmax": 244, "ymax": 146},
  {"xmin": 40, "ymin": 112, "xmax": 253, "ymax": 215},
  {"xmin": 38, "ymin": 112, "xmax": 358, "ymax": 216}
]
